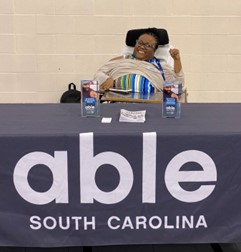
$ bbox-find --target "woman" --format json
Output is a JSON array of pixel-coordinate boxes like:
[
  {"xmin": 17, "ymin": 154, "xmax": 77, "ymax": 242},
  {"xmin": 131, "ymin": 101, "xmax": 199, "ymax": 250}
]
[{"xmin": 93, "ymin": 28, "xmax": 184, "ymax": 94}]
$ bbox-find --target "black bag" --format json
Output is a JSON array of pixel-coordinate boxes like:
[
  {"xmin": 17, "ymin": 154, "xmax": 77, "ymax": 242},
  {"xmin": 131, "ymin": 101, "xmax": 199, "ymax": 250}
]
[{"xmin": 60, "ymin": 83, "xmax": 81, "ymax": 103}]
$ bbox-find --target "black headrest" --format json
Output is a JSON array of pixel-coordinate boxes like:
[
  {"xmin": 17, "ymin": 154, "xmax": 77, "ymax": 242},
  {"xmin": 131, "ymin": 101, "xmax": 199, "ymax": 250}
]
[{"xmin": 125, "ymin": 28, "xmax": 169, "ymax": 47}]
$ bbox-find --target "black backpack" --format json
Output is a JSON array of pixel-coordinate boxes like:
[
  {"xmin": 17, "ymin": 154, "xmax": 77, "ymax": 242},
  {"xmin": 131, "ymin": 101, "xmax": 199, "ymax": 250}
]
[{"xmin": 60, "ymin": 83, "xmax": 81, "ymax": 103}]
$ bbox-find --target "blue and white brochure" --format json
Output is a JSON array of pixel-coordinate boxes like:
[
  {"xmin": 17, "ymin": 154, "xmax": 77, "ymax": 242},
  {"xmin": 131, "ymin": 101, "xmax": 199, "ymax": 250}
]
[
  {"xmin": 162, "ymin": 82, "xmax": 182, "ymax": 119},
  {"xmin": 81, "ymin": 80, "xmax": 100, "ymax": 117}
]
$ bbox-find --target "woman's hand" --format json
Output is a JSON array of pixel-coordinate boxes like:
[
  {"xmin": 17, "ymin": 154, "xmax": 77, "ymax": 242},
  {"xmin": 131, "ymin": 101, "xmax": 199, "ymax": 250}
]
[
  {"xmin": 100, "ymin": 77, "xmax": 114, "ymax": 91},
  {"xmin": 169, "ymin": 48, "xmax": 181, "ymax": 61}
]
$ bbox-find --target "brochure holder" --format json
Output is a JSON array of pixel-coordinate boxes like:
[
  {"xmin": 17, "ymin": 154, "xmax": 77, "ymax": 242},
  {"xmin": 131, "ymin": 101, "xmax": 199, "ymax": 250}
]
[
  {"xmin": 162, "ymin": 82, "xmax": 182, "ymax": 119},
  {"xmin": 81, "ymin": 80, "xmax": 100, "ymax": 117}
]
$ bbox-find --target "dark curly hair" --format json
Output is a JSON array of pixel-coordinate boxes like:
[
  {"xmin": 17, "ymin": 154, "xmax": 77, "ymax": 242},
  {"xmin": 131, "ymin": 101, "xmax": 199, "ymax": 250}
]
[{"xmin": 142, "ymin": 27, "xmax": 161, "ymax": 49}]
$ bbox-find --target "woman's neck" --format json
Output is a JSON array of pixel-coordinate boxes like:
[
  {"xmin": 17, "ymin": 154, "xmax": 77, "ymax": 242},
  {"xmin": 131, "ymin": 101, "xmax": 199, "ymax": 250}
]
[{"xmin": 131, "ymin": 54, "xmax": 155, "ymax": 62}]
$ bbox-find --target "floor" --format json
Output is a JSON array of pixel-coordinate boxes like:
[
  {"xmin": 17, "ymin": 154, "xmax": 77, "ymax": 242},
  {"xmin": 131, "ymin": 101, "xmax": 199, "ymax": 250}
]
[{"xmin": 1, "ymin": 244, "xmax": 241, "ymax": 252}]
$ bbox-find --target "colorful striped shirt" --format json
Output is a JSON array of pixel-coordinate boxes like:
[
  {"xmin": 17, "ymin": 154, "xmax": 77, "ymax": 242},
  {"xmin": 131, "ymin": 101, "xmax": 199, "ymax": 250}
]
[{"xmin": 114, "ymin": 55, "xmax": 164, "ymax": 94}]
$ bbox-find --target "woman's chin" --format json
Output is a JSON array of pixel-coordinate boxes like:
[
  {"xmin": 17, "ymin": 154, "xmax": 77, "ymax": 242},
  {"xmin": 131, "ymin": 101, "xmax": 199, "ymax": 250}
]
[{"xmin": 135, "ymin": 54, "xmax": 147, "ymax": 61}]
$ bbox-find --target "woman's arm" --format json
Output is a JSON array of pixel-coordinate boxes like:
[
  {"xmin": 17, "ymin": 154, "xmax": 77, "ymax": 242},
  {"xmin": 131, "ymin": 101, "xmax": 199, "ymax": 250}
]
[
  {"xmin": 93, "ymin": 56, "xmax": 124, "ymax": 91},
  {"xmin": 100, "ymin": 77, "xmax": 114, "ymax": 91},
  {"xmin": 169, "ymin": 48, "xmax": 182, "ymax": 74}
]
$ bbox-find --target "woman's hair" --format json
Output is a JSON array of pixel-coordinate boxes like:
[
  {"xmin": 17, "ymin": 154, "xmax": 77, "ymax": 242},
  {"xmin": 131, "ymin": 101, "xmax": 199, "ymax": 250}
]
[{"xmin": 143, "ymin": 27, "xmax": 161, "ymax": 49}]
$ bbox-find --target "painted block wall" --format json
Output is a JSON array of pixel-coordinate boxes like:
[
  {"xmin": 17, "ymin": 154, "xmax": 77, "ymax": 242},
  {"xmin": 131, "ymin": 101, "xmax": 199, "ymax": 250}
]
[{"xmin": 0, "ymin": 0, "xmax": 240, "ymax": 103}]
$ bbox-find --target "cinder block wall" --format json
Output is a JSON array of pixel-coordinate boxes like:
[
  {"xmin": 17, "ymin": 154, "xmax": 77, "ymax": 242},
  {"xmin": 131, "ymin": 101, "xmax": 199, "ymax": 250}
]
[{"xmin": 0, "ymin": 0, "xmax": 240, "ymax": 103}]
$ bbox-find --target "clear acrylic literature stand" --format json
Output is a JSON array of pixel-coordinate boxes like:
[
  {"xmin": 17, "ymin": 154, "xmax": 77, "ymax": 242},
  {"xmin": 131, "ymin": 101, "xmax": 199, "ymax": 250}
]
[
  {"xmin": 162, "ymin": 82, "xmax": 182, "ymax": 119},
  {"xmin": 81, "ymin": 80, "xmax": 100, "ymax": 117}
]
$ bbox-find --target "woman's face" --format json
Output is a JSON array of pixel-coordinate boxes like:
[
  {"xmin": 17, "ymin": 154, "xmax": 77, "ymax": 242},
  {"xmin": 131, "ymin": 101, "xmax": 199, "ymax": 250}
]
[{"xmin": 133, "ymin": 34, "xmax": 157, "ymax": 61}]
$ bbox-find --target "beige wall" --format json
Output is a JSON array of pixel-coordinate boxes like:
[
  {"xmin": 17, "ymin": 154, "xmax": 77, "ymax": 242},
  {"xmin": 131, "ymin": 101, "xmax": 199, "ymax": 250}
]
[{"xmin": 0, "ymin": 0, "xmax": 240, "ymax": 103}]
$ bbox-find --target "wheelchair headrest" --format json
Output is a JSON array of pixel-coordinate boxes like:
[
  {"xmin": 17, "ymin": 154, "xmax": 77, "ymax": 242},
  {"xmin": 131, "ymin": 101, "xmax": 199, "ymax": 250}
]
[{"xmin": 125, "ymin": 28, "xmax": 169, "ymax": 47}]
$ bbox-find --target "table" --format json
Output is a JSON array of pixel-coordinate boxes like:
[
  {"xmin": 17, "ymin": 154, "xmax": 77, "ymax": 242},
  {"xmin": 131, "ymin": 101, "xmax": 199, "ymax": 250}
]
[
  {"xmin": 101, "ymin": 91, "xmax": 163, "ymax": 103},
  {"xmin": 0, "ymin": 103, "xmax": 241, "ymax": 249},
  {"xmin": 101, "ymin": 88, "xmax": 188, "ymax": 103}
]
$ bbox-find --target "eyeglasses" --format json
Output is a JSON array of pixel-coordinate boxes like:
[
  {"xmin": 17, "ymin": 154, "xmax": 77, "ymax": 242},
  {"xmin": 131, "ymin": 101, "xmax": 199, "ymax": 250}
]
[{"xmin": 136, "ymin": 40, "xmax": 156, "ymax": 50}]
